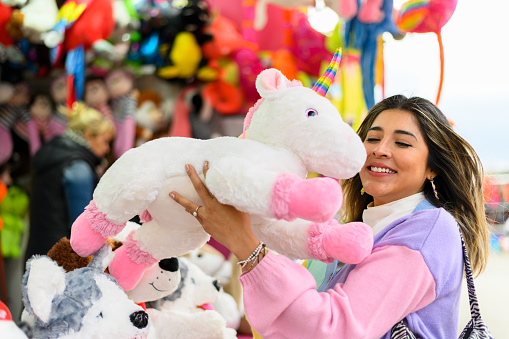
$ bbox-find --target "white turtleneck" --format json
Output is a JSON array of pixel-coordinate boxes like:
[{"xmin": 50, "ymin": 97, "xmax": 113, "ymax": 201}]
[{"xmin": 362, "ymin": 192, "xmax": 425, "ymax": 236}]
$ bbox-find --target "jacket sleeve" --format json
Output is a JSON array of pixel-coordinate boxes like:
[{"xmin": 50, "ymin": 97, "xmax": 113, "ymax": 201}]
[
  {"xmin": 62, "ymin": 160, "xmax": 95, "ymax": 227},
  {"xmin": 240, "ymin": 245, "xmax": 436, "ymax": 339}
]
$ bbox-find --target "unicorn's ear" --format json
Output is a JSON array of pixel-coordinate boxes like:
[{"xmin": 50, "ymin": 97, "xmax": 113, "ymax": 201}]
[
  {"xmin": 22, "ymin": 256, "xmax": 66, "ymax": 324},
  {"xmin": 255, "ymin": 68, "xmax": 290, "ymax": 99}
]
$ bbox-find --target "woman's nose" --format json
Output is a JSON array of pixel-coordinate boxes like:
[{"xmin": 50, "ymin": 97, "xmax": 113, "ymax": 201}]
[{"xmin": 372, "ymin": 141, "xmax": 391, "ymax": 158}]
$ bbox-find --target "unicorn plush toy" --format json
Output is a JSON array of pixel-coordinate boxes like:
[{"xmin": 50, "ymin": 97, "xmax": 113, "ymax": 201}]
[{"xmin": 70, "ymin": 48, "xmax": 374, "ymax": 291}]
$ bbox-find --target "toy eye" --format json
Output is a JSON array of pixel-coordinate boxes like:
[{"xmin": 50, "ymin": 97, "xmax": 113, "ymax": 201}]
[
  {"xmin": 98, "ymin": 312, "xmax": 103, "ymax": 318},
  {"xmin": 197, "ymin": 253, "xmax": 203, "ymax": 258},
  {"xmin": 306, "ymin": 109, "xmax": 318, "ymax": 117},
  {"xmin": 191, "ymin": 278, "xmax": 196, "ymax": 284}
]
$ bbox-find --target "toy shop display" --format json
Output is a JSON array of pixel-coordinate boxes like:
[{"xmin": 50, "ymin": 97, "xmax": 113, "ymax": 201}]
[{"xmin": 0, "ymin": 1, "xmax": 467, "ymax": 338}]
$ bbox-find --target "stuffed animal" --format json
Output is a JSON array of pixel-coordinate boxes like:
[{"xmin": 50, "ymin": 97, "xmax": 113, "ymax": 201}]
[
  {"xmin": 146, "ymin": 257, "xmax": 237, "ymax": 339},
  {"xmin": 69, "ymin": 49, "xmax": 373, "ymax": 292},
  {"xmin": 83, "ymin": 75, "xmax": 113, "ymax": 122},
  {"xmin": 21, "ymin": 245, "xmax": 151, "ymax": 338},
  {"xmin": 48, "ymin": 74, "xmax": 68, "ymax": 137},
  {"xmin": 8, "ymin": 0, "xmax": 59, "ymax": 44},
  {"xmin": 0, "ymin": 82, "xmax": 41, "ymax": 165},
  {"xmin": 28, "ymin": 92, "xmax": 55, "ymax": 143},
  {"xmin": 184, "ymin": 244, "xmax": 243, "ymax": 330}
]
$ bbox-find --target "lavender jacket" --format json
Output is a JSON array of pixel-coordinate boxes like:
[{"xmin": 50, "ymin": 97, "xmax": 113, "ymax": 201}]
[{"xmin": 240, "ymin": 201, "xmax": 463, "ymax": 338}]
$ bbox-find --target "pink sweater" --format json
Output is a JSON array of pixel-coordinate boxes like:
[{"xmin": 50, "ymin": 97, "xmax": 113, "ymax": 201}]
[{"xmin": 240, "ymin": 247, "xmax": 435, "ymax": 338}]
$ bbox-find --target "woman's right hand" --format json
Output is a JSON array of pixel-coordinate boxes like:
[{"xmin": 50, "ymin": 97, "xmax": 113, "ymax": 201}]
[{"xmin": 170, "ymin": 162, "xmax": 260, "ymax": 262}]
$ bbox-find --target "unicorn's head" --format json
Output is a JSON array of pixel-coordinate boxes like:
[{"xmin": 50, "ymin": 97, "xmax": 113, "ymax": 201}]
[{"xmin": 244, "ymin": 49, "xmax": 366, "ymax": 179}]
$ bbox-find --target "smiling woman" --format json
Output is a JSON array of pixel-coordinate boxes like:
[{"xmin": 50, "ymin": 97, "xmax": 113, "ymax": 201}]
[{"xmin": 360, "ymin": 109, "xmax": 434, "ymax": 206}]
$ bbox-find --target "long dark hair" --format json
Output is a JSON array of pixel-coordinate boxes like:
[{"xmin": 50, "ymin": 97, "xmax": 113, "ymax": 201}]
[{"xmin": 341, "ymin": 95, "xmax": 489, "ymax": 276}]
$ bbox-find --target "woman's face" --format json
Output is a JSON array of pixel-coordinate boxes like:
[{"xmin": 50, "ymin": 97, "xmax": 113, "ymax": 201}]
[
  {"xmin": 359, "ymin": 109, "xmax": 434, "ymax": 206},
  {"xmin": 85, "ymin": 131, "xmax": 114, "ymax": 158}
]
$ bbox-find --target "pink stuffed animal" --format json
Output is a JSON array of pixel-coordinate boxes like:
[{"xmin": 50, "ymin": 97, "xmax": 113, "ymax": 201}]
[
  {"xmin": 70, "ymin": 49, "xmax": 373, "ymax": 291},
  {"xmin": 0, "ymin": 82, "xmax": 41, "ymax": 165},
  {"xmin": 105, "ymin": 69, "xmax": 138, "ymax": 159}
]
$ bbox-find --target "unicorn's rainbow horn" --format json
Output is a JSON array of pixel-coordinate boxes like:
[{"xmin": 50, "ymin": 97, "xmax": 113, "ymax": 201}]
[{"xmin": 312, "ymin": 48, "xmax": 342, "ymax": 97}]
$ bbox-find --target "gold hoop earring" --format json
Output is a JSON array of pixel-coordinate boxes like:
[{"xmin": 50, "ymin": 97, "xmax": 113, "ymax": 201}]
[
  {"xmin": 360, "ymin": 187, "xmax": 365, "ymax": 195},
  {"xmin": 430, "ymin": 176, "xmax": 439, "ymax": 200}
]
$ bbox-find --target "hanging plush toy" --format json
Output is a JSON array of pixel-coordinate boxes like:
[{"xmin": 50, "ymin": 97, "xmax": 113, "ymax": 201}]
[
  {"xmin": 396, "ymin": 0, "xmax": 458, "ymax": 105},
  {"xmin": 105, "ymin": 69, "xmax": 138, "ymax": 159},
  {"xmin": 48, "ymin": 74, "xmax": 68, "ymax": 137},
  {"xmin": 0, "ymin": 82, "xmax": 41, "ymax": 165},
  {"xmin": 69, "ymin": 49, "xmax": 373, "ymax": 291},
  {"xmin": 44, "ymin": 0, "xmax": 115, "ymax": 105},
  {"xmin": 343, "ymin": 0, "xmax": 403, "ymax": 109}
]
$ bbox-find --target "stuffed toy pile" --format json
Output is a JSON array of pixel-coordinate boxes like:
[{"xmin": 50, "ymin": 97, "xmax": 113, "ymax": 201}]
[{"xmin": 69, "ymin": 48, "xmax": 374, "ymax": 292}]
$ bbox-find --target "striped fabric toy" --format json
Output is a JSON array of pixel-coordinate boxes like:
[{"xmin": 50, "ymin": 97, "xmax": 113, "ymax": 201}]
[{"xmin": 312, "ymin": 48, "xmax": 342, "ymax": 97}]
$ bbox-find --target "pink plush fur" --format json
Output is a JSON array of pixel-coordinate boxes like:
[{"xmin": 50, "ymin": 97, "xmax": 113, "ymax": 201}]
[
  {"xmin": 70, "ymin": 201, "xmax": 125, "ymax": 257},
  {"xmin": 308, "ymin": 220, "xmax": 373, "ymax": 264},
  {"xmin": 86, "ymin": 201, "xmax": 125, "ymax": 237},
  {"xmin": 108, "ymin": 232, "xmax": 158, "ymax": 291},
  {"xmin": 270, "ymin": 172, "xmax": 300, "ymax": 221},
  {"xmin": 307, "ymin": 219, "xmax": 337, "ymax": 263},
  {"xmin": 271, "ymin": 173, "xmax": 343, "ymax": 222}
]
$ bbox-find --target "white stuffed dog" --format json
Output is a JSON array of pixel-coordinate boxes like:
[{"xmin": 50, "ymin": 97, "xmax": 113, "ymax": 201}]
[
  {"xmin": 70, "ymin": 48, "xmax": 373, "ymax": 291},
  {"xmin": 146, "ymin": 257, "xmax": 237, "ymax": 339}
]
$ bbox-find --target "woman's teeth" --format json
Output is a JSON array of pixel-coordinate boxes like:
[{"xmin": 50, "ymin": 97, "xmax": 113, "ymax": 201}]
[{"xmin": 370, "ymin": 166, "xmax": 395, "ymax": 173}]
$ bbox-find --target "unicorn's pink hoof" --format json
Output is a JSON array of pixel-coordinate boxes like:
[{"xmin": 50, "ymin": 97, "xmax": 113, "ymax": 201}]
[
  {"xmin": 288, "ymin": 177, "xmax": 343, "ymax": 223},
  {"xmin": 70, "ymin": 212, "xmax": 108, "ymax": 257},
  {"xmin": 108, "ymin": 246, "xmax": 150, "ymax": 291},
  {"xmin": 323, "ymin": 222, "xmax": 373, "ymax": 264}
]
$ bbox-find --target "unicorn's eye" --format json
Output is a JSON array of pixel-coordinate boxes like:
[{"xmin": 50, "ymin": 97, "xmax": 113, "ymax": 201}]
[{"xmin": 306, "ymin": 109, "xmax": 318, "ymax": 117}]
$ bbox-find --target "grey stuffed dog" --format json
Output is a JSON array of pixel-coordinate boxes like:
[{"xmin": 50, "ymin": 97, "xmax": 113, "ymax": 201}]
[{"xmin": 21, "ymin": 245, "xmax": 150, "ymax": 338}]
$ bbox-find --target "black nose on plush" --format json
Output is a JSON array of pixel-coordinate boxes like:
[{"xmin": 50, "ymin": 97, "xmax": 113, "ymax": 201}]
[
  {"xmin": 159, "ymin": 257, "xmax": 179, "ymax": 272},
  {"xmin": 213, "ymin": 279, "xmax": 221, "ymax": 291},
  {"xmin": 130, "ymin": 311, "xmax": 149, "ymax": 329}
]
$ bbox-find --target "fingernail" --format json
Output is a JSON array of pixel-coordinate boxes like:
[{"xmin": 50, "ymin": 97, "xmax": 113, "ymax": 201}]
[
  {"xmin": 204, "ymin": 161, "xmax": 209, "ymax": 167},
  {"xmin": 185, "ymin": 164, "xmax": 190, "ymax": 171},
  {"xmin": 170, "ymin": 193, "xmax": 175, "ymax": 199}
]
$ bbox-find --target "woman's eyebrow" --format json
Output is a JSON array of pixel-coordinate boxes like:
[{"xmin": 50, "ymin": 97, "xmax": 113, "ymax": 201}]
[
  {"xmin": 394, "ymin": 130, "xmax": 417, "ymax": 140},
  {"xmin": 368, "ymin": 126, "xmax": 417, "ymax": 140}
]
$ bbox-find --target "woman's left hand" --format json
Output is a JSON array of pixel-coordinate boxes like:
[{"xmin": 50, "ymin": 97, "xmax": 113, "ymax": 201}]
[{"xmin": 170, "ymin": 162, "xmax": 260, "ymax": 261}]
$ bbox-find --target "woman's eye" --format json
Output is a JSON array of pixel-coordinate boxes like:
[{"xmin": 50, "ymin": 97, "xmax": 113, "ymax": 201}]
[
  {"xmin": 396, "ymin": 142, "xmax": 411, "ymax": 147},
  {"xmin": 306, "ymin": 109, "xmax": 318, "ymax": 117},
  {"xmin": 365, "ymin": 137, "xmax": 379, "ymax": 143}
]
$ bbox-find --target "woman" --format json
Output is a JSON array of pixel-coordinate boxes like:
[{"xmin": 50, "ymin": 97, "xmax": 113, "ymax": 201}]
[
  {"xmin": 24, "ymin": 102, "xmax": 115, "ymax": 262},
  {"xmin": 170, "ymin": 95, "xmax": 490, "ymax": 338}
]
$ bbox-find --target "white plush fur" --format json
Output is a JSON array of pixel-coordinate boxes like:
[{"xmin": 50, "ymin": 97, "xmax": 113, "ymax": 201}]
[
  {"xmin": 25, "ymin": 256, "xmax": 66, "ymax": 323},
  {"xmin": 90, "ymin": 68, "xmax": 366, "ymax": 260}
]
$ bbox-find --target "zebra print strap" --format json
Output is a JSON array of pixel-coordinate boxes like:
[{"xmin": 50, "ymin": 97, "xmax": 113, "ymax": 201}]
[
  {"xmin": 459, "ymin": 233, "xmax": 480, "ymax": 319},
  {"xmin": 391, "ymin": 231, "xmax": 494, "ymax": 339}
]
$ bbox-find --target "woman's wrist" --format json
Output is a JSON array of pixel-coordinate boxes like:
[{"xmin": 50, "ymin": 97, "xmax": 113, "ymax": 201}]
[{"xmin": 241, "ymin": 247, "xmax": 266, "ymax": 274}]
